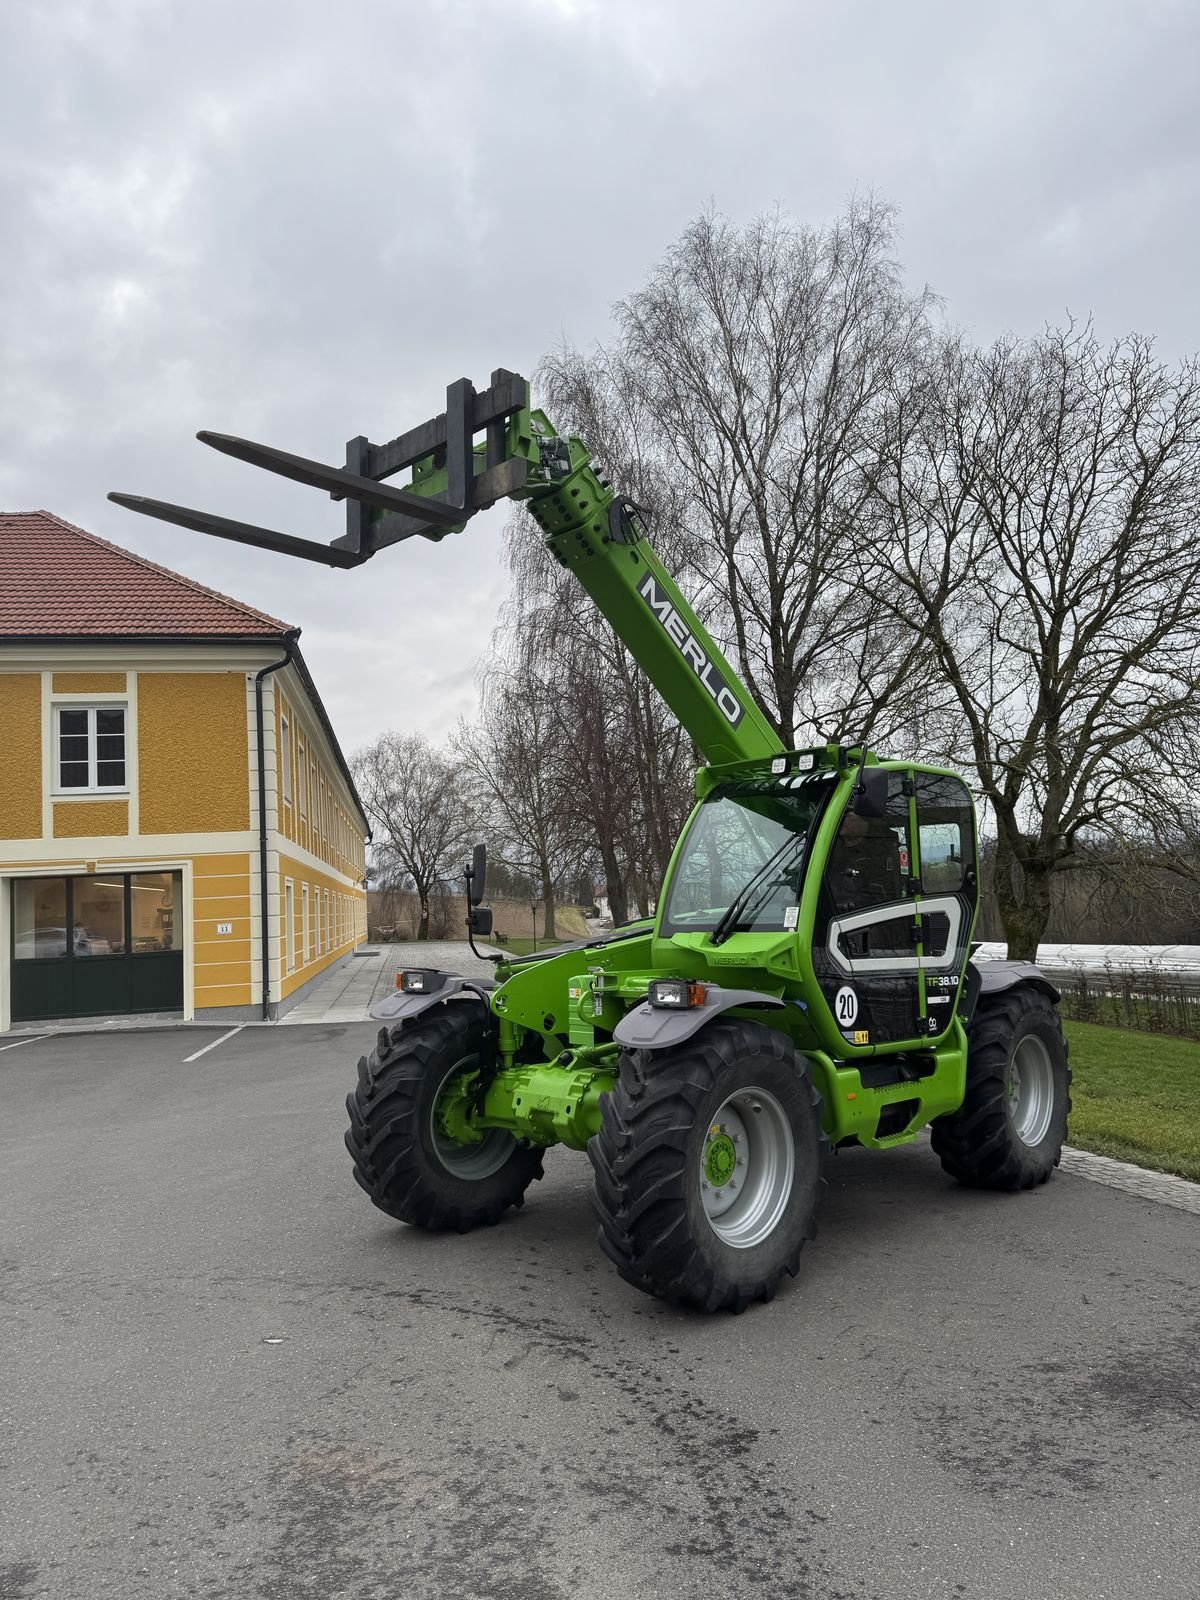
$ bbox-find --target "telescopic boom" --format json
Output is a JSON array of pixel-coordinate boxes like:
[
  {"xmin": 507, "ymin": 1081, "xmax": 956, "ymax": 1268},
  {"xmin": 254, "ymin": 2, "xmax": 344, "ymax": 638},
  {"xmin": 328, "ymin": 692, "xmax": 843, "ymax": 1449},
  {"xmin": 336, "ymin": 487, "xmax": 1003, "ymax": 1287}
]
[{"xmin": 109, "ymin": 369, "xmax": 783, "ymax": 768}]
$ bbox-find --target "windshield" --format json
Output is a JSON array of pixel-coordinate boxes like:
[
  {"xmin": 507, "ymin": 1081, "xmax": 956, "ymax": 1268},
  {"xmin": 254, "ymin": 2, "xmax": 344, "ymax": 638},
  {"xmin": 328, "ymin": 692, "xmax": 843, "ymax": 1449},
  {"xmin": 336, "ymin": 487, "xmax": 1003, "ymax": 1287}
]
[{"xmin": 660, "ymin": 777, "xmax": 833, "ymax": 937}]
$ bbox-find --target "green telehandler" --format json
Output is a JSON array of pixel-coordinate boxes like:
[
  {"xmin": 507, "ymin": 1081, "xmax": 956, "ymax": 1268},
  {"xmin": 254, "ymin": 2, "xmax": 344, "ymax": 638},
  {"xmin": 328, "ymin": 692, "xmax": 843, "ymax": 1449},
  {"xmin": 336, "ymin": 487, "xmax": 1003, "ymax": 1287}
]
[{"xmin": 111, "ymin": 368, "xmax": 1070, "ymax": 1312}]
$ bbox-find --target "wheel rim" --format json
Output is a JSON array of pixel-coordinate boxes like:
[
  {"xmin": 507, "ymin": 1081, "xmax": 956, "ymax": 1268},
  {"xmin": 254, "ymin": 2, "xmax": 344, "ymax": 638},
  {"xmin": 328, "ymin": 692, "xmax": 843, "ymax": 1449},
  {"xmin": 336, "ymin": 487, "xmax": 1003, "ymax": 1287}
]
[
  {"xmin": 431, "ymin": 1058, "xmax": 515, "ymax": 1179},
  {"xmin": 699, "ymin": 1086, "xmax": 795, "ymax": 1249},
  {"xmin": 1007, "ymin": 1035, "xmax": 1055, "ymax": 1147}
]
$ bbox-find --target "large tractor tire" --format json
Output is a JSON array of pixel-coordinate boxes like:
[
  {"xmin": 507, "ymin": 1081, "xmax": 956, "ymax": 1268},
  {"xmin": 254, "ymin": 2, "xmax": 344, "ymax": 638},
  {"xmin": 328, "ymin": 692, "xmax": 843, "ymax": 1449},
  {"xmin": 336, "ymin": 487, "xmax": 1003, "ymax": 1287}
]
[
  {"xmin": 932, "ymin": 985, "xmax": 1071, "ymax": 1190},
  {"xmin": 588, "ymin": 1019, "xmax": 827, "ymax": 1313},
  {"xmin": 344, "ymin": 1004, "xmax": 543, "ymax": 1232}
]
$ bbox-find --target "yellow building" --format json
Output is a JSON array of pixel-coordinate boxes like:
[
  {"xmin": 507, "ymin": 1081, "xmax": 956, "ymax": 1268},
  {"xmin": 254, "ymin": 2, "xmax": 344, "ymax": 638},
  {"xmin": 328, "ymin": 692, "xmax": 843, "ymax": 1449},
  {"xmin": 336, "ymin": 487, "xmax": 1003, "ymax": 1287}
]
[{"xmin": 0, "ymin": 510, "xmax": 369, "ymax": 1030}]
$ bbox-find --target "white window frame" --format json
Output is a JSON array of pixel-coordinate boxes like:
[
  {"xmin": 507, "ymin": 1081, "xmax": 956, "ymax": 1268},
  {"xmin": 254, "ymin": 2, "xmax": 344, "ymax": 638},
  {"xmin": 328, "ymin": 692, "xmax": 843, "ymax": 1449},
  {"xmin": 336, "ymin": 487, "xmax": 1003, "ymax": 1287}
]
[
  {"xmin": 297, "ymin": 740, "xmax": 306, "ymax": 818},
  {"xmin": 284, "ymin": 880, "xmax": 296, "ymax": 972},
  {"xmin": 302, "ymin": 884, "xmax": 310, "ymax": 965},
  {"xmin": 54, "ymin": 704, "xmax": 128, "ymax": 795},
  {"xmin": 280, "ymin": 714, "xmax": 292, "ymax": 805}
]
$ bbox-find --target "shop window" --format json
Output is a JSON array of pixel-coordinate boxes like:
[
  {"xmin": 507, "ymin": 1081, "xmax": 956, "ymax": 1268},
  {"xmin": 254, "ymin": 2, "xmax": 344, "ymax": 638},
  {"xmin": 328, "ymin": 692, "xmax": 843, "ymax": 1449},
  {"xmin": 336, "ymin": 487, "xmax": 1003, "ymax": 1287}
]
[
  {"xmin": 131, "ymin": 872, "xmax": 178, "ymax": 952},
  {"xmin": 12, "ymin": 872, "xmax": 182, "ymax": 961},
  {"xmin": 13, "ymin": 879, "xmax": 68, "ymax": 959},
  {"xmin": 73, "ymin": 877, "xmax": 126, "ymax": 956},
  {"xmin": 56, "ymin": 706, "xmax": 126, "ymax": 792}
]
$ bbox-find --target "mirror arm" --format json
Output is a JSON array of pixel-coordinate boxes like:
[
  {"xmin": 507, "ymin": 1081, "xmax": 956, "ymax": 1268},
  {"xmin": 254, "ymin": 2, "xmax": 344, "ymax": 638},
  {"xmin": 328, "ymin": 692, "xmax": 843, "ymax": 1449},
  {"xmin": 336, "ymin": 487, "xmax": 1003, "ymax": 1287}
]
[{"xmin": 464, "ymin": 854, "xmax": 500, "ymax": 965}]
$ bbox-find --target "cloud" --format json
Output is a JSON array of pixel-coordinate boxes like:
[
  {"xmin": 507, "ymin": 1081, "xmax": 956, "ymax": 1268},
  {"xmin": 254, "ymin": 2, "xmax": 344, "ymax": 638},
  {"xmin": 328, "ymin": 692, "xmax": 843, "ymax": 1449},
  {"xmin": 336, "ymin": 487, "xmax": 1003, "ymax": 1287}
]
[{"xmin": 2, "ymin": 0, "xmax": 1197, "ymax": 761}]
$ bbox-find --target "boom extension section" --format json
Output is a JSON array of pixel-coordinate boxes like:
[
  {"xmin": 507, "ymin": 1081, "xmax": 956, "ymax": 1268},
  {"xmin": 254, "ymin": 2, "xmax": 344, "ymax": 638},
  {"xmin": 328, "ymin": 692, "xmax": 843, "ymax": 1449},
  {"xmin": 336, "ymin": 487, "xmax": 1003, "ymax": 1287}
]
[{"xmin": 109, "ymin": 368, "xmax": 781, "ymax": 766}]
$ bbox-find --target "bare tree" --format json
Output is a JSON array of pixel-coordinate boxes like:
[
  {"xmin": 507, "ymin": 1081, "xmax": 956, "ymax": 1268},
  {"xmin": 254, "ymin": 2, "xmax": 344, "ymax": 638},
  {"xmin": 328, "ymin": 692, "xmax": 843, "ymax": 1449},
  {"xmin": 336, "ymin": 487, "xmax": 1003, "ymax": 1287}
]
[
  {"xmin": 471, "ymin": 205, "xmax": 1200, "ymax": 968},
  {"xmin": 493, "ymin": 472, "xmax": 685, "ymax": 925},
  {"xmin": 477, "ymin": 202, "xmax": 942, "ymax": 916},
  {"xmin": 871, "ymin": 323, "xmax": 1200, "ymax": 958},
  {"xmin": 456, "ymin": 666, "xmax": 574, "ymax": 941},
  {"xmin": 353, "ymin": 732, "xmax": 477, "ymax": 940},
  {"xmin": 601, "ymin": 198, "xmax": 938, "ymax": 747}
]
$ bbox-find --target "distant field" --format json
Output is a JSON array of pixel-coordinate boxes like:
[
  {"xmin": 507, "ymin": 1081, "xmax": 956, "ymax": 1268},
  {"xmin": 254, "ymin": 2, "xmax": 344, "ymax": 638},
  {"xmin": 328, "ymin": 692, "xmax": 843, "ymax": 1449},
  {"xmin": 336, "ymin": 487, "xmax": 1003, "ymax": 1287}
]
[
  {"xmin": 486, "ymin": 898, "xmax": 589, "ymax": 945},
  {"xmin": 373, "ymin": 896, "xmax": 590, "ymax": 946},
  {"xmin": 1064, "ymin": 1020, "xmax": 1200, "ymax": 1183}
]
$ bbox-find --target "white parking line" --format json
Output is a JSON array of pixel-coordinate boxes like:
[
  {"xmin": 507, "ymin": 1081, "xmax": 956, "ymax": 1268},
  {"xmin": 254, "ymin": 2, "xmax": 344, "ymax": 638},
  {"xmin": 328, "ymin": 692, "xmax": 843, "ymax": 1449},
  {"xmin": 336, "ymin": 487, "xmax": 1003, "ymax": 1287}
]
[
  {"xmin": 182, "ymin": 1025, "xmax": 245, "ymax": 1063},
  {"xmin": 0, "ymin": 1034, "xmax": 48, "ymax": 1053}
]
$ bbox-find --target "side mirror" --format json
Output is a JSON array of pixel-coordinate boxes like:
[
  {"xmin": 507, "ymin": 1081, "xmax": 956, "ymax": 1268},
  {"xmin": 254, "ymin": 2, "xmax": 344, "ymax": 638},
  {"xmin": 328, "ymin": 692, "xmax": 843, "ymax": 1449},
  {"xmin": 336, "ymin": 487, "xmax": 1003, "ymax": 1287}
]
[
  {"xmin": 468, "ymin": 905, "xmax": 493, "ymax": 936},
  {"xmin": 466, "ymin": 842, "xmax": 487, "ymax": 906},
  {"xmin": 852, "ymin": 766, "xmax": 889, "ymax": 819}
]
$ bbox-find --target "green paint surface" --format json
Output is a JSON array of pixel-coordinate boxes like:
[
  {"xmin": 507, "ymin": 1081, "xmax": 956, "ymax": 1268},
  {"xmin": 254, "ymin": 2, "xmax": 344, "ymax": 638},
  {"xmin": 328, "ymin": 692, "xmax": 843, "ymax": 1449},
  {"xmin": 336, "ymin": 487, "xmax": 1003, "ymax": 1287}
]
[{"xmin": 704, "ymin": 1132, "xmax": 737, "ymax": 1187}]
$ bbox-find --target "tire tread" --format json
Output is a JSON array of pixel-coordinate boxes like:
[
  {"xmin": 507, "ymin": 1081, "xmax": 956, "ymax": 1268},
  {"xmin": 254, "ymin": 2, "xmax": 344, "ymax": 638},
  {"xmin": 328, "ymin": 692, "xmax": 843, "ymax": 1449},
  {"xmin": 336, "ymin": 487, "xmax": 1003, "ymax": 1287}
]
[
  {"xmin": 587, "ymin": 1020, "xmax": 826, "ymax": 1312},
  {"xmin": 931, "ymin": 985, "xmax": 1071, "ymax": 1191},
  {"xmin": 344, "ymin": 1004, "xmax": 542, "ymax": 1232}
]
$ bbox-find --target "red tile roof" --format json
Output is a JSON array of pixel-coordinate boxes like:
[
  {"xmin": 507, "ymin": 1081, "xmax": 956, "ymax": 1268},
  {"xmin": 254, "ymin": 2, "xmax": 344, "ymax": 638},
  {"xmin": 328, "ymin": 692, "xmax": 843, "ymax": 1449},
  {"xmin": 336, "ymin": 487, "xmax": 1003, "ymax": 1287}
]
[{"xmin": 0, "ymin": 510, "xmax": 293, "ymax": 638}]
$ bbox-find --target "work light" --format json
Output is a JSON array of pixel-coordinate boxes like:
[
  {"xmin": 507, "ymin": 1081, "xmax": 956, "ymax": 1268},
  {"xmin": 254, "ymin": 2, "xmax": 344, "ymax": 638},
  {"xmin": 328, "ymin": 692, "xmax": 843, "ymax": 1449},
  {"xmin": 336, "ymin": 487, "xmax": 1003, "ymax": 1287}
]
[
  {"xmin": 397, "ymin": 968, "xmax": 444, "ymax": 994},
  {"xmin": 648, "ymin": 979, "xmax": 706, "ymax": 1009}
]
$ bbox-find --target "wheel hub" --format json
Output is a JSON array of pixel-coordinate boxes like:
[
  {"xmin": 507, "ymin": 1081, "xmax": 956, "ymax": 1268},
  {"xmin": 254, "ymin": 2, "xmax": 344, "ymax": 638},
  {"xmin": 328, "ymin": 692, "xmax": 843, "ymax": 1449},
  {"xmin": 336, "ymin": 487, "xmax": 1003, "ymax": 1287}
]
[
  {"xmin": 431, "ymin": 1056, "xmax": 516, "ymax": 1179},
  {"xmin": 699, "ymin": 1087, "xmax": 795, "ymax": 1249},
  {"xmin": 704, "ymin": 1129, "xmax": 737, "ymax": 1187}
]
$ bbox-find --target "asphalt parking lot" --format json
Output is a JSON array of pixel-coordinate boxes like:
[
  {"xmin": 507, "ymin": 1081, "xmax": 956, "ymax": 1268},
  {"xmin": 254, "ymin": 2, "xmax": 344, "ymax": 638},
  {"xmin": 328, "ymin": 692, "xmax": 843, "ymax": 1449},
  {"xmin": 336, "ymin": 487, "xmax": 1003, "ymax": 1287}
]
[{"xmin": 2, "ymin": 1023, "xmax": 1198, "ymax": 1600}]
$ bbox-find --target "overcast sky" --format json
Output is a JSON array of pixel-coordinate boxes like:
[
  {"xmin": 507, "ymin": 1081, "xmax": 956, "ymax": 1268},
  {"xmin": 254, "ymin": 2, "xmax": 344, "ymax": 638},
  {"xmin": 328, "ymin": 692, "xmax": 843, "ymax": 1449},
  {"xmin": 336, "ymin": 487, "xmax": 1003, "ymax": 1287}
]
[{"xmin": 2, "ymin": 0, "xmax": 1197, "ymax": 756}]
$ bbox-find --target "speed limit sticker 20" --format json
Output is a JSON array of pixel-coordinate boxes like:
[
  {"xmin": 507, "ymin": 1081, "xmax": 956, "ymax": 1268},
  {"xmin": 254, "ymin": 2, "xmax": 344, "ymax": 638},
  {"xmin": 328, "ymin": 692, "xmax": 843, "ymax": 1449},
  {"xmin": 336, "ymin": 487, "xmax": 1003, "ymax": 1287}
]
[{"xmin": 834, "ymin": 986, "xmax": 859, "ymax": 1028}]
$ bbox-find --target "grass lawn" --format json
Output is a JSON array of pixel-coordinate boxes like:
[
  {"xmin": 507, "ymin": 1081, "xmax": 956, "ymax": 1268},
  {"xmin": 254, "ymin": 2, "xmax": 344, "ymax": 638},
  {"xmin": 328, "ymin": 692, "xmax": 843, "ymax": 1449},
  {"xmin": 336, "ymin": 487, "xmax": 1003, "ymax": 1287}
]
[{"xmin": 1064, "ymin": 1020, "xmax": 1200, "ymax": 1182}]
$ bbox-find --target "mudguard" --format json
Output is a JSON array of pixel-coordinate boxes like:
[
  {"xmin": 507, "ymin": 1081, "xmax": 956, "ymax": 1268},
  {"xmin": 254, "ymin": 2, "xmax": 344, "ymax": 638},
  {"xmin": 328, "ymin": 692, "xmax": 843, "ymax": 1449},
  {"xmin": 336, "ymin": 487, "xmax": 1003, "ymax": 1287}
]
[
  {"xmin": 970, "ymin": 958, "xmax": 1060, "ymax": 1006},
  {"xmin": 369, "ymin": 972, "xmax": 495, "ymax": 1025},
  {"xmin": 614, "ymin": 986, "xmax": 786, "ymax": 1051}
]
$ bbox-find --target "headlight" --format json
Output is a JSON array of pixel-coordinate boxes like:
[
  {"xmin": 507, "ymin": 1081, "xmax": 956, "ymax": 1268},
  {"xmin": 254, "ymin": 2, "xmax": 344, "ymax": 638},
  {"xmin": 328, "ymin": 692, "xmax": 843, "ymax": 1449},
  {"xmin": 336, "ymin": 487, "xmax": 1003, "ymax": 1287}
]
[
  {"xmin": 648, "ymin": 979, "xmax": 706, "ymax": 1009},
  {"xmin": 397, "ymin": 968, "xmax": 445, "ymax": 994}
]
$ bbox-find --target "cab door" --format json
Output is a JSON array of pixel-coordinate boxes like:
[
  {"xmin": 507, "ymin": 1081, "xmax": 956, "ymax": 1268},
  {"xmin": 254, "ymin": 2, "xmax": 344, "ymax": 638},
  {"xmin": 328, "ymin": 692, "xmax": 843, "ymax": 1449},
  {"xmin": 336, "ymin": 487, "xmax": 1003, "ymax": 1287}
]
[
  {"xmin": 911, "ymin": 773, "xmax": 979, "ymax": 1038},
  {"xmin": 812, "ymin": 770, "xmax": 924, "ymax": 1049}
]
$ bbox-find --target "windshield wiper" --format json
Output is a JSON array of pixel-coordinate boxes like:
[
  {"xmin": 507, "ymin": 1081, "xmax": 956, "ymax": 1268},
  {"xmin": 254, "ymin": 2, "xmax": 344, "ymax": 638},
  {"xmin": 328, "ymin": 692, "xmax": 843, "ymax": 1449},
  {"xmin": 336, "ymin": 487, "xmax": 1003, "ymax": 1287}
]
[{"xmin": 709, "ymin": 834, "xmax": 809, "ymax": 947}]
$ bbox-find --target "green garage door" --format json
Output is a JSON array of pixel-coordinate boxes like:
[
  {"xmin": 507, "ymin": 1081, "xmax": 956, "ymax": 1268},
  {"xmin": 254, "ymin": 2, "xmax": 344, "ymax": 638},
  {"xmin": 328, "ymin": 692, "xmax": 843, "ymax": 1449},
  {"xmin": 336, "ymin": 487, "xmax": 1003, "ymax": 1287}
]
[{"xmin": 10, "ymin": 872, "xmax": 183, "ymax": 1022}]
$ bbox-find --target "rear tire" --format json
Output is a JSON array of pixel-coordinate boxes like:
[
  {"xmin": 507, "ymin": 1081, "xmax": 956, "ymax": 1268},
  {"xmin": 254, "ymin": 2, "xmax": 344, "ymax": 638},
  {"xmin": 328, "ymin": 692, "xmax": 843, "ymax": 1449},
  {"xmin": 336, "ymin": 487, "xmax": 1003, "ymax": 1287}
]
[
  {"xmin": 932, "ymin": 985, "xmax": 1071, "ymax": 1190},
  {"xmin": 588, "ymin": 1020, "xmax": 827, "ymax": 1313},
  {"xmin": 344, "ymin": 1004, "xmax": 543, "ymax": 1232}
]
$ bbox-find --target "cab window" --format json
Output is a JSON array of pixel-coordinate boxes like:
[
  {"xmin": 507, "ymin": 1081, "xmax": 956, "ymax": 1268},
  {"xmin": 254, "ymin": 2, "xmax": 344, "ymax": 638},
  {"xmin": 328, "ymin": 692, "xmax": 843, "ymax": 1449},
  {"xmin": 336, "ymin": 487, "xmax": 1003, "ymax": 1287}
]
[
  {"xmin": 825, "ymin": 774, "xmax": 913, "ymax": 916},
  {"xmin": 913, "ymin": 774, "xmax": 976, "ymax": 894}
]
